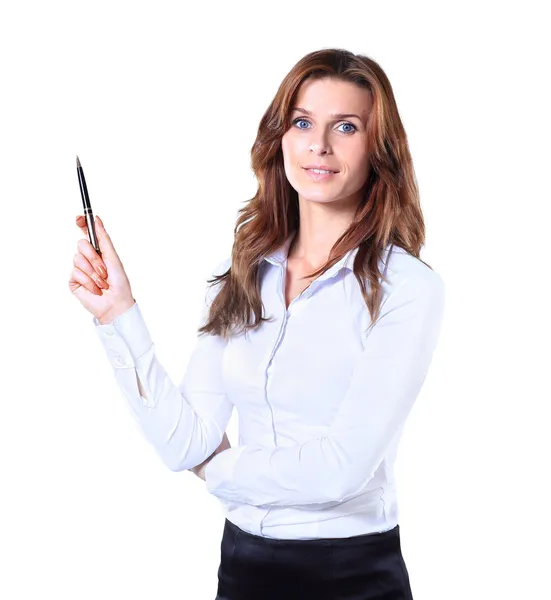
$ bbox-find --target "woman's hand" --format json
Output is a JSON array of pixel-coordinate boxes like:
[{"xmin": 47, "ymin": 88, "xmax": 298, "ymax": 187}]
[
  {"xmin": 189, "ymin": 433, "xmax": 232, "ymax": 481},
  {"xmin": 69, "ymin": 214, "xmax": 136, "ymax": 324}
]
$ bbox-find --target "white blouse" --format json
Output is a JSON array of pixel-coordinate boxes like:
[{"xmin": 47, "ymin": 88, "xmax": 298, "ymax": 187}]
[{"xmin": 93, "ymin": 233, "xmax": 445, "ymax": 540}]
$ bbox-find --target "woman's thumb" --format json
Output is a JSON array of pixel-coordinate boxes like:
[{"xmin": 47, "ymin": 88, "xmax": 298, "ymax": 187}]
[{"xmin": 94, "ymin": 215, "xmax": 116, "ymax": 258}]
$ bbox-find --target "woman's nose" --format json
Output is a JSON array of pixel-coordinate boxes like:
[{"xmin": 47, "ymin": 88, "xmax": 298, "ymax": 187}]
[{"xmin": 309, "ymin": 139, "xmax": 330, "ymax": 154}]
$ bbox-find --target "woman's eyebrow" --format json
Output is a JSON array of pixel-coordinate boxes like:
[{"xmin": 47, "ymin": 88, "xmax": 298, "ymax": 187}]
[{"xmin": 292, "ymin": 107, "xmax": 363, "ymax": 121}]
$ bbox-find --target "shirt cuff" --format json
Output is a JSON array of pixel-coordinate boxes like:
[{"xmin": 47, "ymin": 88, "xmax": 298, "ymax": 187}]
[
  {"xmin": 205, "ymin": 445, "xmax": 248, "ymax": 501},
  {"xmin": 92, "ymin": 301, "xmax": 153, "ymax": 369}
]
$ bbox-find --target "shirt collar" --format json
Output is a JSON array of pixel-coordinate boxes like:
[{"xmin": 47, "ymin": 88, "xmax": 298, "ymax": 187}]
[{"xmin": 262, "ymin": 230, "xmax": 361, "ymax": 280}]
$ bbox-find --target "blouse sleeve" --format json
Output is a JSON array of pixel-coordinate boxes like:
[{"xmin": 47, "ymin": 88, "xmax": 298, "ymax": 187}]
[
  {"xmin": 92, "ymin": 257, "xmax": 234, "ymax": 472},
  {"xmin": 204, "ymin": 269, "xmax": 446, "ymax": 509}
]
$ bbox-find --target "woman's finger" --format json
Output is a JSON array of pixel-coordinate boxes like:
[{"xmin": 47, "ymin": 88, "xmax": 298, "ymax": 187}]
[
  {"xmin": 91, "ymin": 214, "xmax": 118, "ymax": 263},
  {"xmin": 75, "ymin": 215, "xmax": 108, "ymax": 277},
  {"xmin": 70, "ymin": 264, "xmax": 103, "ymax": 296},
  {"xmin": 75, "ymin": 214, "xmax": 117, "ymax": 268},
  {"xmin": 76, "ymin": 237, "xmax": 108, "ymax": 279},
  {"xmin": 73, "ymin": 253, "xmax": 109, "ymax": 291}
]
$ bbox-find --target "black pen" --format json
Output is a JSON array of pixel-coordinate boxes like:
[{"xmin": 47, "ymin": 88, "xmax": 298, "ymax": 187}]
[{"xmin": 76, "ymin": 155, "xmax": 101, "ymax": 257}]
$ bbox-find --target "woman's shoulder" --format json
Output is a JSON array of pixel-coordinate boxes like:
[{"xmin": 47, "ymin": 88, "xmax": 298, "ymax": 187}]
[{"xmin": 381, "ymin": 244, "xmax": 445, "ymax": 297}]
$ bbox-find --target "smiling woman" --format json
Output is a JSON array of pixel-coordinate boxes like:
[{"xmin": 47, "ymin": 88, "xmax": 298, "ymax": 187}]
[
  {"xmin": 288, "ymin": 97, "xmax": 367, "ymax": 182},
  {"xmin": 201, "ymin": 48, "xmax": 437, "ymax": 600},
  {"xmin": 282, "ymin": 79, "xmax": 372, "ymax": 192},
  {"xmin": 201, "ymin": 49, "xmax": 431, "ymax": 341},
  {"xmin": 86, "ymin": 47, "xmax": 442, "ymax": 600}
]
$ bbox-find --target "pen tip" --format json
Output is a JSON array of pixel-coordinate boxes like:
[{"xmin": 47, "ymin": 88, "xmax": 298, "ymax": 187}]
[{"xmin": 76, "ymin": 155, "xmax": 81, "ymax": 168}]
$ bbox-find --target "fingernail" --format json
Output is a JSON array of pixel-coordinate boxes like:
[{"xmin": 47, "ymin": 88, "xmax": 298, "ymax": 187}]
[
  {"xmin": 96, "ymin": 272, "xmax": 110, "ymax": 288},
  {"xmin": 96, "ymin": 264, "xmax": 107, "ymax": 278}
]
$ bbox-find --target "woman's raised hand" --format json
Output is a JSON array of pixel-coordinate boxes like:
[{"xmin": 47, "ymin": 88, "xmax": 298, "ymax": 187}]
[{"xmin": 69, "ymin": 214, "xmax": 136, "ymax": 324}]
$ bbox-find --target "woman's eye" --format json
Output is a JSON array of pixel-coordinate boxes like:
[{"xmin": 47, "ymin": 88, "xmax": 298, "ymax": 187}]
[
  {"xmin": 292, "ymin": 118, "xmax": 357, "ymax": 134},
  {"xmin": 338, "ymin": 122, "xmax": 357, "ymax": 133},
  {"xmin": 294, "ymin": 118, "xmax": 309, "ymax": 129}
]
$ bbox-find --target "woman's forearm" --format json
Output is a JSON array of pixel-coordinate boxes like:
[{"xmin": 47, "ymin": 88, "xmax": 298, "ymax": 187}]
[{"xmin": 189, "ymin": 432, "xmax": 231, "ymax": 480}]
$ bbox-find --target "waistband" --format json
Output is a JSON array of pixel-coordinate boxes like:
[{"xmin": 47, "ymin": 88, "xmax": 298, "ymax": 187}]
[{"xmin": 224, "ymin": 517, "xmax": 400, "ymax": 548}]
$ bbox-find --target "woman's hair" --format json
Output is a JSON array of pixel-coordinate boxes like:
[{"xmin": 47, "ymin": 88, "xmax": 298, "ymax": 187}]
[{"xmin": 199, "ymin": 47, "xmax": 432, "ymax": 340}]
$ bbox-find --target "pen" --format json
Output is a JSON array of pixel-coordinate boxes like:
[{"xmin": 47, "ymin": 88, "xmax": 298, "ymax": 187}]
[{"xmin": 76, "ymin": 155, "xmax": 101, "ymax": 257}]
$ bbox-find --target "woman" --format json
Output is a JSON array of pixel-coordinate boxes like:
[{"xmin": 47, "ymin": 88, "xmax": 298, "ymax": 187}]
[{"xmin": 69, "ymin": 48, "xmax": 445, "ymax": 599}]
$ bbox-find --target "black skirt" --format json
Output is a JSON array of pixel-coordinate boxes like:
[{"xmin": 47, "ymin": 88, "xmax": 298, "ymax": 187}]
[{"xmin": 215, "ymin": 518, "xmax": 414, "ymax": 600}]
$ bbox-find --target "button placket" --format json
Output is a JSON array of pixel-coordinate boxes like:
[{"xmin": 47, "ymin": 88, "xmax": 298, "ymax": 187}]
[{"xmin": 286, "ymin": 284, "xmax": 315, "ymax": 318}]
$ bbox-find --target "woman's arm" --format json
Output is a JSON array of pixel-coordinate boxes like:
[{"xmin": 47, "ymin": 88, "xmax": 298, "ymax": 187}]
[
  {"xmin": 204, "ymin": 270, "xmax": 446, "ymax": 508},
  {"xmin": 93, "ymin": 257, "xmax": 234, "ymax": 472},
  {"xmin": 189, "ymin": 432, "xmax": 231, "ymax": 481}
]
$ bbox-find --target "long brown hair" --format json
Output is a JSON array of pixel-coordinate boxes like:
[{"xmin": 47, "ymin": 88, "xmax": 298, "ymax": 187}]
[{"xmin": 199, "ymin": 48, "xmax": 432, "ymax": 340}]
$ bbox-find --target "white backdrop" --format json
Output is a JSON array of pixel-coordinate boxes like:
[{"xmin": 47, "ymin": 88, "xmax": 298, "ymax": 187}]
[{"xmin": 1, "ymin": 1, "xmax": 549, "ymax": 598}]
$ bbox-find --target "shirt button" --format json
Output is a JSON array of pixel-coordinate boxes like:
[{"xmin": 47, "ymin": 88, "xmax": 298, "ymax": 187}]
[
  {"xmin": 109, "ymin": 349, "xmax": 125, "ymax": 366},
  {"xmin": 104, "ymin": 329, "xmax": 114, "ymax": 337}
]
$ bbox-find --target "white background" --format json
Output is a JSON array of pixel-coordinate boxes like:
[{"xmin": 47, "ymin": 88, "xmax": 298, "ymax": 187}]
[{"xmin": 1, "ymin": 1, "xmax": 549, "ymax": 598}]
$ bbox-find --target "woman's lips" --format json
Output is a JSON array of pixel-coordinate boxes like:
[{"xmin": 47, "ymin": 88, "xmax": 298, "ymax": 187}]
[{"xmin": 302, "ymin": 167, "xmax": 339, "ymax": 181}]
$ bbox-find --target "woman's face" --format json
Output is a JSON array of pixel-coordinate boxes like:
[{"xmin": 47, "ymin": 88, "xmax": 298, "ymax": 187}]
[{"xmin": 281, "ymin": 77, "xmax": 372, "ymax": 210}]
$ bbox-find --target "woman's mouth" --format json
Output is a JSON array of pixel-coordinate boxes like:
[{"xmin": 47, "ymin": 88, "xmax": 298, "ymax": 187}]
[{"xmin": 302, "ymin": 167, "xmax": 339, "ymax": 181}]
